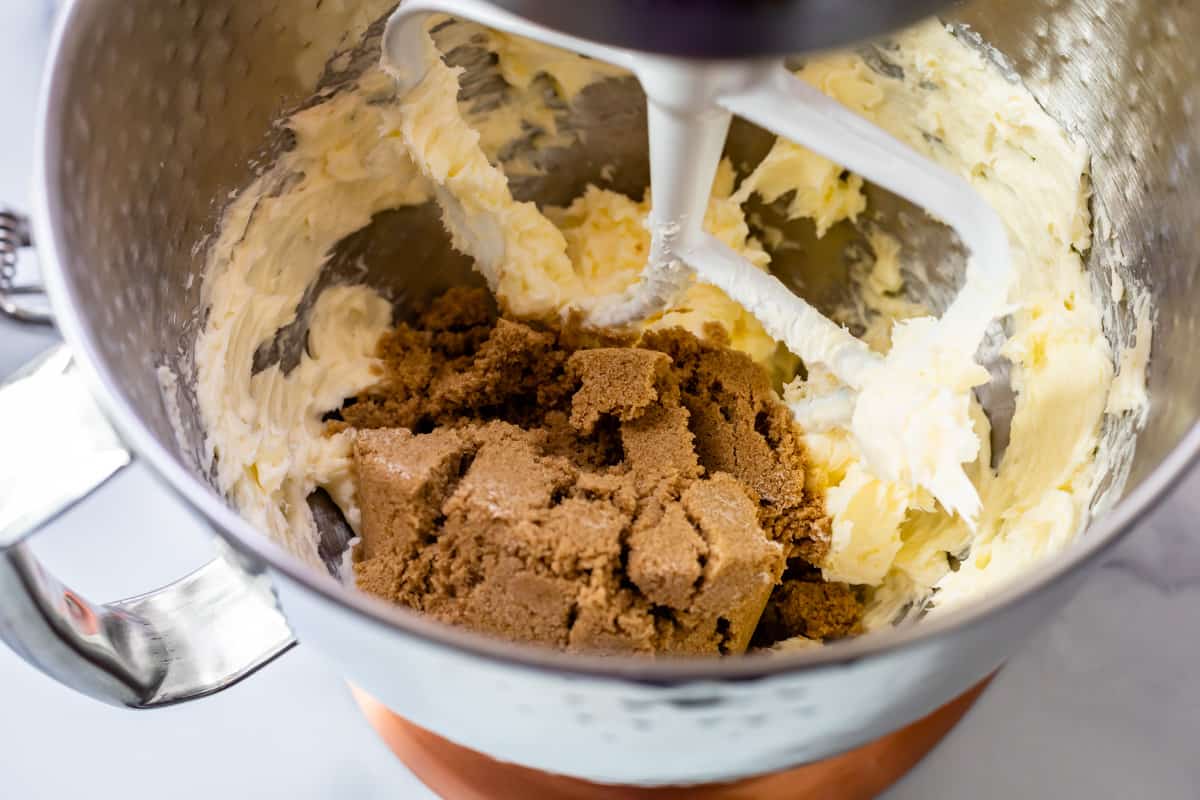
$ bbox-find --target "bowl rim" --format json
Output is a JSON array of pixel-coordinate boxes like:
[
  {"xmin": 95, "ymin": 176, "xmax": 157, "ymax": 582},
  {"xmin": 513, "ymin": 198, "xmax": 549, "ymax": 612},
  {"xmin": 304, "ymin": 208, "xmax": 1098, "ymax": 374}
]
[{"xmin": 34, "ymin": 0, "xmax": 1199, "ymax": 684}]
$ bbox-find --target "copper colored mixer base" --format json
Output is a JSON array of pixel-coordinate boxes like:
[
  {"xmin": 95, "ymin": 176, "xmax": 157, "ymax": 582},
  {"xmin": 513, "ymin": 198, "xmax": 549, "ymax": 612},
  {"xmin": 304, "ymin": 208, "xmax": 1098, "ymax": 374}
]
[{"xmin": 351, "ymin": 677, "xmax": 993, "ymax": 799}]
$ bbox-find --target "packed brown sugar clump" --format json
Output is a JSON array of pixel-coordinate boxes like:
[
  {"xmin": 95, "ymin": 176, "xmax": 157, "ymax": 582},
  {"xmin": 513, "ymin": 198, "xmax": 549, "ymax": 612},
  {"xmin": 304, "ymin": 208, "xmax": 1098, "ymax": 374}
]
[{"xmin": 336, "ymin": 287, "xmax": 863, "ymax": 655}]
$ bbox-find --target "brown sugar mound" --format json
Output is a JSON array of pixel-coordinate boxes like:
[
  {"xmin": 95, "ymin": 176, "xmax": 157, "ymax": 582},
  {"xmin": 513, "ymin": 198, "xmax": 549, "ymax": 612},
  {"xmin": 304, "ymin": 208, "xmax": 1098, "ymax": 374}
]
[
  {"xmin": 341, "ymin": 287, "xmax": 861, "ymax": 654},
  {"xmin": 752, "ymin": 576, "xmax": 865, "ymax": 645}
]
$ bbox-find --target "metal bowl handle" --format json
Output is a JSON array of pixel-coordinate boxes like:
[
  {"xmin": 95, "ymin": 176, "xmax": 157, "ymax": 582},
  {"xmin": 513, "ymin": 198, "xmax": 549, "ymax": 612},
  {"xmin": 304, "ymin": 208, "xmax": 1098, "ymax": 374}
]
[
  {"xmin": 0, "ymin": 345, "xmax": 296, "ymax": 708},
  {"xmin": 0, "ymin": 209, "xmax": 52, "ymax": 325}
]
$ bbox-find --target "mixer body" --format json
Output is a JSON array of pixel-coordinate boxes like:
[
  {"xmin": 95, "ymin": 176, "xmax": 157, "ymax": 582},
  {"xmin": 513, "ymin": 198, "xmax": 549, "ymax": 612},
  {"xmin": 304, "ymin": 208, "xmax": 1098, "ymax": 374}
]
[
  {"xmin": 491, "ymin": 0, "xmax": 954, "ymax": 58},
  {"xmin": 0, "ymin": 0, "xmax": 1195, "ymax": 785}
]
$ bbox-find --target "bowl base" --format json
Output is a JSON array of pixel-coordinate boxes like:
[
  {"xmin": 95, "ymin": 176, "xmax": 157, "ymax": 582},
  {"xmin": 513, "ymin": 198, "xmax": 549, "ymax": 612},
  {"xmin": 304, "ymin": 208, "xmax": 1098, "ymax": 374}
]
[{"xmin": 351, "ymin": 676, "xmax": 993, "ymax": 799}]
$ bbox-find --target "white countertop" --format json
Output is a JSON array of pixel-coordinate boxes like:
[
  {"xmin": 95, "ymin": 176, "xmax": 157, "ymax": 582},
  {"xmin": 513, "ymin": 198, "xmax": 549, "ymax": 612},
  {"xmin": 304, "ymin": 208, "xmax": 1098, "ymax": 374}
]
[{"xmin": 3, "ymin": 3, "xmax": 1198, "ymax": 797}]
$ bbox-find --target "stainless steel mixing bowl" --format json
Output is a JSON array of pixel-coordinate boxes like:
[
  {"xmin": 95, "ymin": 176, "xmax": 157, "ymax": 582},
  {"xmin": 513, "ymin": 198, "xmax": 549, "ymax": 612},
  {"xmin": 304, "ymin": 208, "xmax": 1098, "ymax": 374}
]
[{"xmin": 1, "ymin": 0, "xmax": 1194, "ymax": 786}]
